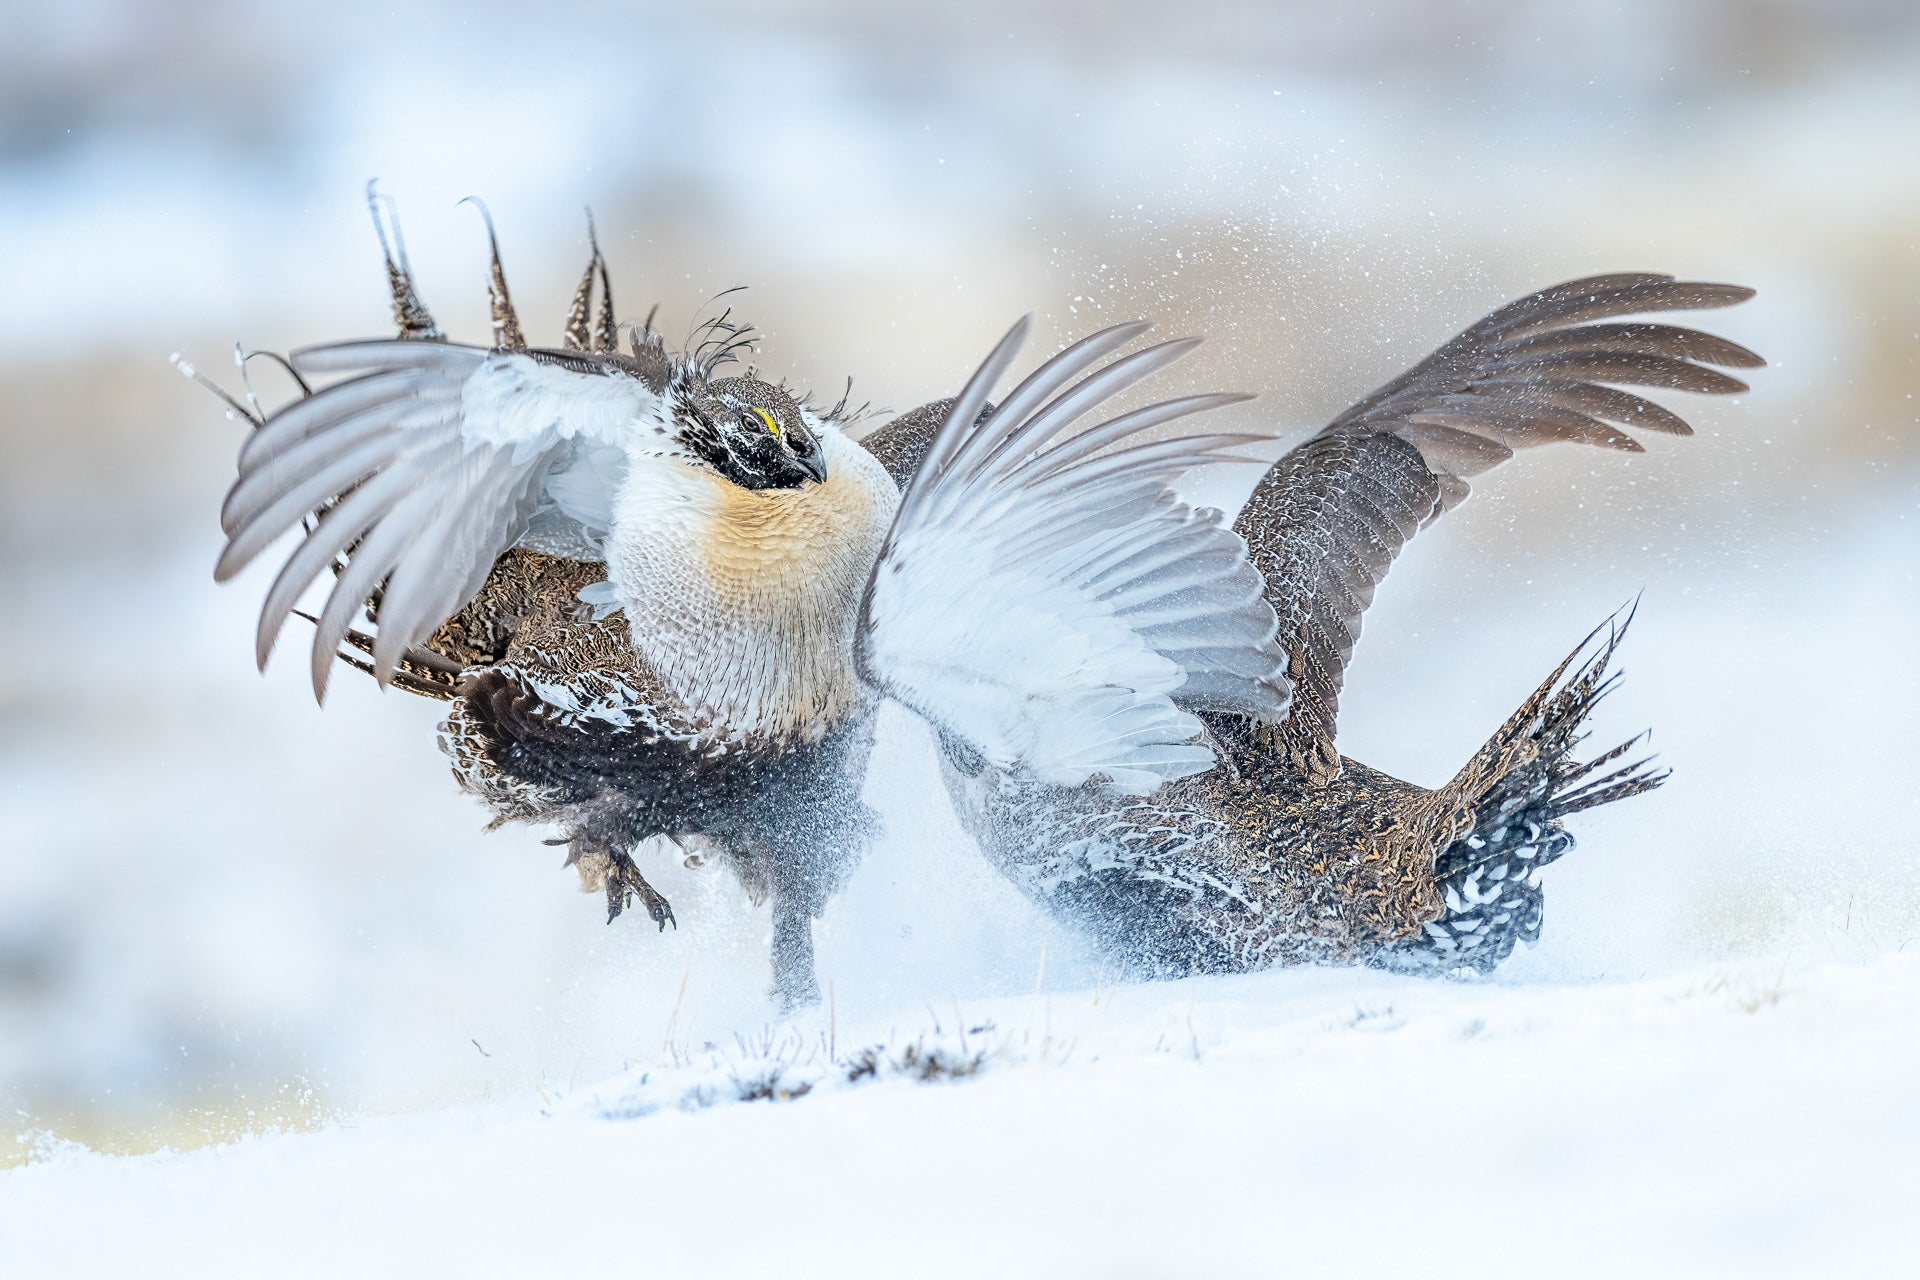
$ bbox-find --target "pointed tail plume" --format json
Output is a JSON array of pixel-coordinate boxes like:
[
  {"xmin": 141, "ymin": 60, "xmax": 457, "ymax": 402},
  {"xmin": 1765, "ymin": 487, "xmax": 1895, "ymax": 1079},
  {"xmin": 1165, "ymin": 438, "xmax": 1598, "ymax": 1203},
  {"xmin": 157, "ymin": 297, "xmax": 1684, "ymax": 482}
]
[
  {"xmin": 562, "ymin": 211, "xmax": 599, "ymax": 352},
  {"xmin": 561, "ymin": 208, "xmax": 619, "ymax": 353},
  {"xmin": 591, "ymin": 213, "xmax": 617, "ymax": 353},
  {"xmin": 458, "ymin": 196, "xmax": 526, "ymax": 351},
  {"xmin": 366, "ymin": 180, "xmax": 442, "ymax": 341}
]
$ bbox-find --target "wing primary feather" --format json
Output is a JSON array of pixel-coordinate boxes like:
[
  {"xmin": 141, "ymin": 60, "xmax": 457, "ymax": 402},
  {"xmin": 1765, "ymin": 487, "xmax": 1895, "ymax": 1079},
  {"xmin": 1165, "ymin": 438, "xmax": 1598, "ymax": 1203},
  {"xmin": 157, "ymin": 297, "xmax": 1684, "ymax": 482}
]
[
  {"xmin": 221, "ymin": 401, "xmax": 448, "ymax": 533},
  {"xmin": 958, "ymin": 337, "xmax": 1204, "ymax": 493},
  {"xmin": 251, "ymin": 442, "xmax": 460, "ymax": 673},
  {"xmin": 308, "ymin": 482, "xmax": 443, "ymax": 700},
  {"xmin": 1532, "ymin": 382, "xmax": 1697, "ymax": 435},
  {"xmin": 959, "ymin": 320, "xmax": 1153, "ymax": 474},
  {"xmin": 1015, "ymin": 435, "xmax": 1276, "ymax": 504},
  {"xmin": 1473, "ymin": 274, "xmax": 1676, "ymax": 336},
  {"xmin": 1492, "ymin": 350, "xmax": 1751, "ymax": 395},
  {"xmin": 370, "ymin": 448, "xmax": 528, "ymax": 681},
  {"xmin": 909, "ymin": 315, "xmax": 1031, "ymax": 501},
  {"xmin": 858, "ymin": 315, "xmax": 1288, "ymax": 794},
  {"xmin": 237, "ymin": 366, "xmax": 457, "ymax": 473},
  {"xmin": 216, "ymin": 421, "xmax": 461, "ymax": 579},
  {"xmin": 1499, "ymin": 322, "xmax": 1765, "ymax": 368},
  {"xmin": 288, "ymin": 340, "xmax": 488, "ymax": 376},
  {"xmin": 220, "ymin": 414, "xmax": 457, "ymax": 547},
  {"xmin": 1492, "ymin": 280, "xmax": 1755, "ymax": 340},
  {"xmin": 1026, "ymin": 394, "xmax": 1259, "ymax": 482}
]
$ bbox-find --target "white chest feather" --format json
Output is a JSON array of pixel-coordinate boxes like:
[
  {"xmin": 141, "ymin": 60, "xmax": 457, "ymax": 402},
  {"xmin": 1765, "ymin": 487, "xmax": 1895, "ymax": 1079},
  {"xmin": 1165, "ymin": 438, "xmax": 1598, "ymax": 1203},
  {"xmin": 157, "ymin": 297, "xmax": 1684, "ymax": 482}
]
[{"xmin": 604, "ymin": 428, "xmax": 899, "ymax": 743}]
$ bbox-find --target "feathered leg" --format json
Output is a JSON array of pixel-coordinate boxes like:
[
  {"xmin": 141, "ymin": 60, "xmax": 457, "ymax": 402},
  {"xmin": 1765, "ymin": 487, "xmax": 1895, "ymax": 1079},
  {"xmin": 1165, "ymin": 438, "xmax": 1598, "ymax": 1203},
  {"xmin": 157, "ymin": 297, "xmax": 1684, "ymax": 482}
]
[
  {"xmin": 768, "ymin": 882, "xmax": 823, "ymax": 1012},
  {"xmin": 732, "ymin": 789, "xmax": 877, "ymax": 1013}
]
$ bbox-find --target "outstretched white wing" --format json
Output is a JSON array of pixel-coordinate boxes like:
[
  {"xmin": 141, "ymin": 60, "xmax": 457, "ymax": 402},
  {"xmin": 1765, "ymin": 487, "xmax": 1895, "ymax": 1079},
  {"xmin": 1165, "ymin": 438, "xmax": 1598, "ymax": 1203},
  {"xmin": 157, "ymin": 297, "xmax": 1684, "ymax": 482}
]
[
  {"xmin": 856, "ymin": 318, "xmax": 1291, "ymax": 795},
  {"xmin": 214, "ymin": 339, "xmax": 668, "ymax": 700}
]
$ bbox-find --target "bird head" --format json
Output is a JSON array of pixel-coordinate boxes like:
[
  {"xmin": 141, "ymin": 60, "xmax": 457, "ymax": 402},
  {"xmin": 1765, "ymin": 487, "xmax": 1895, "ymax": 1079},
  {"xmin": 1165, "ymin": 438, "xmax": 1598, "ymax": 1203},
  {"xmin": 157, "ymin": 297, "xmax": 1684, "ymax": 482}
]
[{"xmin": 674, "ymin": 375, "xmax": 828, "ymax": 490}]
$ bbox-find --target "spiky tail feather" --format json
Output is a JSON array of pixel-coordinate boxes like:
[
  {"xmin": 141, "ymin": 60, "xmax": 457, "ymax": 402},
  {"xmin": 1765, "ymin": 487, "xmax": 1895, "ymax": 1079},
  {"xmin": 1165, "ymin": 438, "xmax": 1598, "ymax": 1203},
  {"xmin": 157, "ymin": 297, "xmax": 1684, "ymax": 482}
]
[
  {"xmin": 291, "ymin": 609, "xmax": 466, "ymax": 700},
  {"xmin": 1379, "ymin": 606, "xmax": 1667, "ymax": 974}
]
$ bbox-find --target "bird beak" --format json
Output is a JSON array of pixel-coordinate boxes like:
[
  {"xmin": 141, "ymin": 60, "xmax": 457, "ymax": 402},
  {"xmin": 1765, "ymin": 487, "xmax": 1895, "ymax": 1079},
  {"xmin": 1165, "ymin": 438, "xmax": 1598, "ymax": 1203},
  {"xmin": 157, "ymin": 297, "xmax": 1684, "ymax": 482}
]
[{"xmin": 795, "ymin": 435, "xmax": 828, "ymax": 484}]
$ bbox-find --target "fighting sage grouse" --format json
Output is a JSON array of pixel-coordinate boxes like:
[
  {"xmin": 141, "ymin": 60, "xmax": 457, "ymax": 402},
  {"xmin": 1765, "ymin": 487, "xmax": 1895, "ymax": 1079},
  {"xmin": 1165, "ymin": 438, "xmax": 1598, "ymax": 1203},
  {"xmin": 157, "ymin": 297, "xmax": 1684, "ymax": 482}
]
[
  {"xmin": 893, "ymin": 273, "xmax": 1761, "ymax": 975},
  {"xmin": 200, "ymin": 193, "xmax": 1286, "ymax": 1009}
]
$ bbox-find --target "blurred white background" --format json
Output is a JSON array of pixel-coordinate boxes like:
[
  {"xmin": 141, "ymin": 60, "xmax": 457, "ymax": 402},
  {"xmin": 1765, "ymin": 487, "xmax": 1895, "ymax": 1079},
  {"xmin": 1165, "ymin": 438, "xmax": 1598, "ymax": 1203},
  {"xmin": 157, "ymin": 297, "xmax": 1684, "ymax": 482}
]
[{"xmin": 1, "ymin": 0, "xmax": 1915, "ymax": 1160}]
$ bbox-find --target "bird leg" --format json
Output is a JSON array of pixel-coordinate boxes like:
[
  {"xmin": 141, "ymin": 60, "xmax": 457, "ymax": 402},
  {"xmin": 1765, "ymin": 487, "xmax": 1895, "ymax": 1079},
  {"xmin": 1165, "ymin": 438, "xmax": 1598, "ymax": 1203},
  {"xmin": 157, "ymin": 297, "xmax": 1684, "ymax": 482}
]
[
  {"xmin": 768, "ymin": 882, "xmax": 823, "ymax": 1013},
  {"xmin": 555, "ymin": 834, "xmax": 675, "ymax": 931}
]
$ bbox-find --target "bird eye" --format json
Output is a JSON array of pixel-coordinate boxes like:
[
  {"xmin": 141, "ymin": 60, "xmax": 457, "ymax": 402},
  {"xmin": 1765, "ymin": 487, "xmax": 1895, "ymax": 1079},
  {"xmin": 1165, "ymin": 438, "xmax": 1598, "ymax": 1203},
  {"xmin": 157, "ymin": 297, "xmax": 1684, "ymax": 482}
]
[{"xmin": 746, "ymin": 406, "xmax": 782, "ymax": 440}]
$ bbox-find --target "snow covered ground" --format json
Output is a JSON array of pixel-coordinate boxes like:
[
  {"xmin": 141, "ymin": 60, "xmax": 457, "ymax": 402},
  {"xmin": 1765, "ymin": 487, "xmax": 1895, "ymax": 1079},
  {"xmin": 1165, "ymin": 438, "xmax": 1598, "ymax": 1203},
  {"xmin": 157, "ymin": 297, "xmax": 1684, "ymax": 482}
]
[{"xmin": 8, "ymin": 954, "xmax": 1918, "ymax": 1276}]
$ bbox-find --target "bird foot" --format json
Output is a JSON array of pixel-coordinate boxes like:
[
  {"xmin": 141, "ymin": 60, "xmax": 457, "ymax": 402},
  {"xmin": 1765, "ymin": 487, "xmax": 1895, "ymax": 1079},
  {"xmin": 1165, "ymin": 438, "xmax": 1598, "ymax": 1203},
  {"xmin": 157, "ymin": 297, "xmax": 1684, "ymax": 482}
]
[
  {"xmin": 605, "ymin": 850, "xmax": 676, "ymax": 932},
  {"xmin": 558, "ymin": 837, "xmax": 676, "ymax": 932}
]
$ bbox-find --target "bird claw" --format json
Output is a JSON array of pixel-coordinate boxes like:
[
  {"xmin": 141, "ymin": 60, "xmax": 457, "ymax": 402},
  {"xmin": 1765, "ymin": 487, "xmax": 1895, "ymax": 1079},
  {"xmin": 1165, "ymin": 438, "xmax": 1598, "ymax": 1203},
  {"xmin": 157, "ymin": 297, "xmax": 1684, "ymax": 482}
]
[{"xmin": 603, "ymin": 850, "xmax": 675, "ymax": 933}]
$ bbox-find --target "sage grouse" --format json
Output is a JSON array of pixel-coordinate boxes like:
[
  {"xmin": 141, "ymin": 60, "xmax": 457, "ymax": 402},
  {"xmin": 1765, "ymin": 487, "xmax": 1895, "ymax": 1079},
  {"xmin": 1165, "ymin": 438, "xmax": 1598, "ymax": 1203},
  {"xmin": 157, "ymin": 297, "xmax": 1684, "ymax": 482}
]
[
  {"xmin": 202, "ymin": 195, "xmax": 1286, "ymax": 1008},
  {"xmin": 880, "ymin": 274, "xmax": 1762, "ymax": 976}
]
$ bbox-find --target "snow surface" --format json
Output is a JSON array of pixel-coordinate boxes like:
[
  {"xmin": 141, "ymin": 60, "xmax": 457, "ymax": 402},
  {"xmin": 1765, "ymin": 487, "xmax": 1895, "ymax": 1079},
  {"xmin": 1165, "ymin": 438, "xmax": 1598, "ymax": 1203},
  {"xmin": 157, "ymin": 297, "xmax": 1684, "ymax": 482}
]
[{"xmin": 7, "ymin": 954, "xmax": 1918, "ymax": 1277}]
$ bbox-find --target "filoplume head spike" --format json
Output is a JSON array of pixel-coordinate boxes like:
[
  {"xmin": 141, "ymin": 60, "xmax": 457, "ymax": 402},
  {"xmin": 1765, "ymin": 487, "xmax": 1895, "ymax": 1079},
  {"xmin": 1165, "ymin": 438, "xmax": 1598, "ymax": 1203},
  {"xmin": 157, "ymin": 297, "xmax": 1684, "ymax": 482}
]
[
  {"xmin": 458, "ymin": 196, "xmax": 526, "ymax": 352},
  {"xmin": 366, "ymin": 180, "xmax": 441, "ymax": 341}
]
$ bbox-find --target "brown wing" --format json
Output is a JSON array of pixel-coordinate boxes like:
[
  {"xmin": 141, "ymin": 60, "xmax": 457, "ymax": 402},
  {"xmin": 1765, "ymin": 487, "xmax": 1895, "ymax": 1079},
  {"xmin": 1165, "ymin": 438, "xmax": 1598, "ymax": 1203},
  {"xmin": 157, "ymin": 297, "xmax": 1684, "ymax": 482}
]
[{"xmin": 1238, "ymin": 273, "xmax": 1762, "ymax": 781}]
